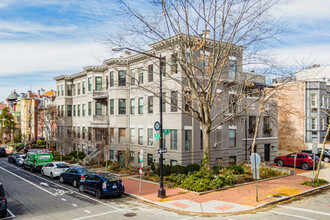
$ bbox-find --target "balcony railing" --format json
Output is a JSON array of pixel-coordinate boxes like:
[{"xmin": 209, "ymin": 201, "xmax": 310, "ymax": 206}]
[{"xmin": 92, "ymin": 90, "xmax": 108, "ymax": 100}]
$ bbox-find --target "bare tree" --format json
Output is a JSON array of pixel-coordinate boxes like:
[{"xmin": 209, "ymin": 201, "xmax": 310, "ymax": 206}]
[
  {"xmin": 104, "ymin": 0, "xmax": 286, "ymax": 168},
  {"xmin": 36, "ymin": 105, "xmax": 57, "ymax": 149}
]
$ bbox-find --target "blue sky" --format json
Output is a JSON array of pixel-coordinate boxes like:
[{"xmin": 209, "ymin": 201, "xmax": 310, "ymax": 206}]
[{"xmin": 0, "ymin": 0, "xmax": 330, "ymax": 102}]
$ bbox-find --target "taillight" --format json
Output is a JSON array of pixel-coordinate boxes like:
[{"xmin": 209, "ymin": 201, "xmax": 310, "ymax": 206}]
[
  {"xmin": 80, "ymin": 175, "xmax": 85, "ymax": 179},
  {"xmin": 34, "ymin": 160, "xmax": 36, "ymax": 166},
  {"xmin": 1, "ymin": 197, "xmax": 5, "ymax": 202},
  {"xmin": 102, "ymin": 181, "xmax": 107, "ymax": 190}
]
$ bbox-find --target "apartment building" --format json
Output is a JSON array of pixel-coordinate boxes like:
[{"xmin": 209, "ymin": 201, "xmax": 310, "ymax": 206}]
[
  {"xmin": 54, "ymin": 34, "xmax": 278, "ymax": 167},
  {"xmin": 274, "ymin": 65, "xmax": 330, "ymax": 153}
]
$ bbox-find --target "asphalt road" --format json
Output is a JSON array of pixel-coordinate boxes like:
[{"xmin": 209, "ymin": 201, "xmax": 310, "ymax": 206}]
[{"xmin": 0, "ymin": 156, "xmax": 329, "ymax": 220}]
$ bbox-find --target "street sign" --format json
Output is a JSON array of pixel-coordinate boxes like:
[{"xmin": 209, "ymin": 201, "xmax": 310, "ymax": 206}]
[
  {"xmin": 312, "ymin": 144, "xmax": 318, "ymax": 154},
  {"xmin": 250, "ymin": 153, "xmax": 260, "ymax": 179},
  {"xmin": 163, "ymin": 129, "xmax": 171, "ymax": 135},
  {"xmin": 139, "ymin": 168, "xmax": 143, "ymax": 175},
  {"xmin": 154, "ymin": 121, "xmax": 161, "ymax": 131},
  {"xmin": 158, "ymin": 148, "xmax": 167, "ymax": 154},
  {"xmin": 139, "ymin": 149, "xmax": 144, "ymax": 163},
  {"xmin": 155, "ymin": 134, "xmax": 161, "ymax": 140}
]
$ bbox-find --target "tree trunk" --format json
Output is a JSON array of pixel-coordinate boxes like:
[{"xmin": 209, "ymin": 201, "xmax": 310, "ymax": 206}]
[
  {"xmin": 315, "ymin": 123, "xmax": 330, "ymax": 179},
  {"xmin": 251, "ymin": 111, "xmax": 262, "ymax": 154},
  {"xmin": 201, "ymin": 124, "xmax": 211, "ymax": 170}
]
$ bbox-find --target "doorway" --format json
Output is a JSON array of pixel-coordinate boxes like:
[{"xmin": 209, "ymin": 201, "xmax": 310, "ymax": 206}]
[{"xmin": 264, "ymin": 144, "xmax": 270, "ymax": 162}]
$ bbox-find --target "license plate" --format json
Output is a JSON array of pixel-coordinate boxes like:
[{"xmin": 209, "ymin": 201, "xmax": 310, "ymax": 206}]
[{"xmin": 112, "ymin": 185, "xmax": 117, "ymax": 189}]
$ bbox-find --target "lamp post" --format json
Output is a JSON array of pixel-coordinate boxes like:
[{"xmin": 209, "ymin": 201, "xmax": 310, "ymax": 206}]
[{"xmin": 112, "ymin": 46, "xmax": 166, "ymax": 198}]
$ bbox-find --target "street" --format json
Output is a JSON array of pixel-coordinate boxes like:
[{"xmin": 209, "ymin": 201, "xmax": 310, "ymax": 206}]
[{"xmin": 0, "ymin": 157, "xmax": 329, "ymax": 220}]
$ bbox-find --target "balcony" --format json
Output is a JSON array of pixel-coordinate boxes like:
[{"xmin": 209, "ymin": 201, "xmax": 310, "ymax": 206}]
[
  {"xmin": 92, "ymin": 90, "xmax": 108, "ymax": 100},
  {"xmin": 91, "ymin": 114, "xmax": 109, "ymax": 128}
]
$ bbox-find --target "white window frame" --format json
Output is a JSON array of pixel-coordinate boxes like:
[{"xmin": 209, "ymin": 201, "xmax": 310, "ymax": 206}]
[{"xmin": 311, "ymin": 118, "xmax": 317, "ymax": 130}]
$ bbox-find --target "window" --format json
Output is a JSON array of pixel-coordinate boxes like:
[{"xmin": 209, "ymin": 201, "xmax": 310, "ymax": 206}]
[
  {"xmin": 162, "ymin": 92, "xmax": 166, "ymax": 112},
  {"xmin": 148, "ymin": 154, "xmax": 153, "ymax": 166},
  {"xmin": 57, "ymin": 85, "xmax": 60, "ymax": 96},
  {"xmin": 119, "ymin": 99, "xmax": 126, "ymax": 114},
  {"xmin": 201, "ymin": 55, "xmax": 209, "ymax": 72},
  {"xmin": 88, "ymin": 102, "xmax": 92, "ymax": 115},
  {"xmin": 249, "ymin": 116, "xmax": 256, "ymax": 133},
  {"xmin": 229, "ymin": 95, "xmax": 237, "ymax": 114},
  {"xmin": 130, "ymin": 70, "xmax": 135, "ymax": 85},
  {"xmin": 138, "ymin": 68, "xmax": 143, "ymax": 84},
  {"xmin": 148, "ymin": 129, "xmax": 153, "ymax": 146},
  {"xmin": 130, "ymin": 98, "xmax": 135, "ymax": 114},
  {"xmin": 229, "ymin": 60, "xmax": 236, "ymax": 80},
  {"xmin": 200, "ymin": 129, "xmax": 203, "ymax": 150},
  {"xmin": 170, "ymin": 160, "xmax": 177, "ymax": 166},
  {"xmin": 130, "ymin": 151, "xmax": 134, "ymax": 162},
  {"xmin": 322, "ymin": 118, "xmax": 325, "ymax": 130},
  {"xmin": 106, "ymin": 76, "xmax": 109, "ymax": 89},
  {"xmin": 171, "ymin": 130, "xmax": 178, "ymax": 150},
  {"xmin": 61, "ymin": 84, "xmax": 64, "ymax": 96},
  {"xmin": 95, "ymin": 102, "xmax": 102, "ymax": 115},
  {"xmin": 77, "ymin": 83, "xmax": 81, "ymax": 95},
  {"xmin": 138, "ymin": 152, "xmax": 141, "ymax": 164},
  {"xmin": 61, "ymin": 105, "xmax": 64, "ymax": 117},
  {"xmin": 77, "ymin": 127, "xmax": 80, "ymax": 138},
  {"xmin": 73, "ymin": 84, "xmax": 76, "ymax": 96},
  {"xmin": 82, "ymin": 127, "xmax": 85, "ymax": 139},
  {"xmin": 161, "ymin": 56, "xmax": 166, "ymax": 76},
  {"xmin": 229, "ymin": 129, "xmax": 236, "ymax": 148},
  {"xmin": 88, "ymin": 127, "xmax": 91, "ymax": 140},
  {"xmin": 110, "ymin": 128, "xmax": 114, "ymax": 143},
  {"xmin": 118, "ymin": 70, "xmax": 126, "ymax": 86},
  {"xmin": 185, "ymin": 130, "xmax": 191, "ymax": 151},
  {"xmin": 77, "ymin": 105, "xmax": 80, "ymax": 116},
  {"xmin": 148, "ymin": 64, "xmax": 153, "ymax": 82},
  {"xmin": 321, "ymin": 95, "xmax": 325, "ymax": 107},
  {"xmin": 130, "ymin": 128, "xmax": 135, "ymax": 144},
  {"xmin": 110, "ymin": 150, "xmax": 114, "ymax": 160},
  {"xmin": 138, "ymin": 98, "xmax": 143, "ymax": 114},
  {"xmin": 311, "ymin": 118, "xmax": 317, "ymax": 130},
  {"xmin": 82, "ymin": 81, "xmax": 86, "ymax": 94},
  {"xmin": 119, "ymin": 128, "xmax": 126, "ymax": 144},
  {"xmin": 110, "ymin": 99, "xmax": 114, "ymax": 115},
  {"xmin": 138, "ymin": 128, "xmax": 143, "ymax": 145},
  {"xmin": 229, "ymin": 156, "xmax": 237, "ymax": 165},
  {"xmin": 171, "ymin": 54, "xmax": 178, "ymax": 74},
  {"xmin": 73, "ymin": 105, "xmax": 76, "ymax": 117},
  {"xmin": 311, "ymin": 94, "xmax": 317, "ymax": 107},
  {"xmin": 82, "ymin": 104, "xmax": 85, "ymax": 116},
  {"xmin": 148, "ymin": 96, "xmax": 153, "ymax": 113},
  {"xmin": 95, "ymin": 77, "xmax": 102, "ymax": 91},
  {"xmin": 67, "ymin": 84, "xmax": 72, "ymax": 96},
  {"xmin": 67, "ymin": 105, "xmax": 72, "ymax": 117},
  {"xmin": 110, "ymin": 71, "xmax": 114, "ymax": 87},
  {"xmin": 171, "ymin": 91, "xmax": 178, "ymax": 112},
  {"xmin": 88, "ymin": 77, "xmax": 92, "ymax": 91}
]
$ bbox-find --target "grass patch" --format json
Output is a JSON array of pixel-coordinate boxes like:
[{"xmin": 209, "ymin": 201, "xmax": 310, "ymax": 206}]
[{"xmin": 302, "ymin": 179, "xmax": 328, "ymax": 187}]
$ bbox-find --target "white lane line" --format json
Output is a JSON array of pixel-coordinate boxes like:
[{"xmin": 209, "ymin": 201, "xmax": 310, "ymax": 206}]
[
  {"xmin": 278, "ymin": 205, "xmax": 330, "ymax": 216},
  {"xmin": 62, "ymin": 198, "xmax": 67, "ymax": 201},
  {"xmin": 72, "ymin": 210, "xmax": 121, "ymax": 220},
  {"xmin": 2, "ymin": 161, "xmax": 121, "ymax": 211},
  {"xmin": 0, "ymin": 166, "xmax": 56, "ymax": 196},
  {"xmin": 270, "ymin": 211, "xmax": 315, "ymax": 220},
  {"xmin": 1, "ymin": 209, "xmax": 15, "ymax": 220},
  {"xmin": 72, "ymin": 204, "xmax": 78, "ymax": 207},
  {"xmin": 84, "ymin": 210, "xmax": 91, "ymax": 214},
  {"xmin": 180, "ymin": 217, "xmax": 197, "ymax": 220}
]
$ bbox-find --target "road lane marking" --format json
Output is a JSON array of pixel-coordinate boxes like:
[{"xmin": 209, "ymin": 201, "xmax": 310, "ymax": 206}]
[
  {"xmin": 40, "ymin": 182, "xmax": 49, "ymax": 187},
  {"xmin": 62, "ymin": 198, "xmax": 67, "ymax": 201},
  {"xmin": 270, "ymin": 211, "xmax": 315, "ymax": 219},
  {"xmin": 278, "ymin": 205, "xmax": 330, "ymax": 216},
  {"xmin": 84, "ymin": 210, "xmax": 91, "ymax": 214},
  {"xmin": 2, "ymin": 209, "xmax": 15, "ymax": 220},
  {"xmin": 72, "ymin": 210, "xmax": 121, "ymax": 220},
  {"xmin": 0, "ymin": 166, "xmax": 56, "ymax": 196},
  {"xmin": 2, "ymin": 161, "xmax": 121, "ymax": 210},
  {"xmin": 72, "ymin": 204, "xmax": 78, "ymax": 207}
]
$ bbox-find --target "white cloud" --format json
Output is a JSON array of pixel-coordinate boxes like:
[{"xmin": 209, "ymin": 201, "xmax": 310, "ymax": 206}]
[{"xmin": 0, "ymin": 41, "xmax": 109, "ymax": 76}]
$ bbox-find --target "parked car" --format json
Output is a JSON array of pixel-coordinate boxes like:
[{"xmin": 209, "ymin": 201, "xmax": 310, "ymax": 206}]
[
  {"xmin": 301, "ymin": 148, "xmax": 330, "ymax": 163},
  {"xmin": 23, "ymin": 150, "xmax": 53, "ymax": 172},
  {"xmin": 274, "ymin": 152, "xmax": 319, "ymax": 170},
  {"xmin": 15, "ymin": 155, "xmax": 26, "ymax": 167},
  {"xmin": 59, "ymin": 167, "xmax": 95, "ymax": 188},
  {"xmin": 8, "ymin": 153, "xmax": 20, "ymax": 163},
  {"xmin": 41, "ymin": 162, "xmax": 70, "ymax": 179},
  {"xmin": 79, "ymin": 173, "xmax": 124, "ymax": 199},
  {"xmin": 0, "ymin": 148, "xmax": 6, "ymax": 157},
  {"xmin": 0, "ymin": 183, "xmax": 7, "ymax": 218}
]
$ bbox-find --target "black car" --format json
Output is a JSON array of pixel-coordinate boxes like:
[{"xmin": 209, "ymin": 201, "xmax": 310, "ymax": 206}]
[
  {"xmin": 79, "ymin": 173, "xmax": 124, "ymax": 199},
  {"xmin": 302, "ymin": 148, "xmax": 330, "ymax": 163},
  {"xmin": 8, "ymin": 153, "xmax": 20, "ymax": 163},
  {"xmin": 0, "ymin": 184, "xmax": 7, "ymax": 218},
  {"xmin": 59, "ymin": 167, "xmax": 95, "ymax": 188},
  {"xmin": 0, "ymin": 148, "xmax": 6, "ymax": 157}
]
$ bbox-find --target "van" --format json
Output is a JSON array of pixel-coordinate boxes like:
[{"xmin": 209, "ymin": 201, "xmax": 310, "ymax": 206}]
[{"xmin": 23, "ymin": 150, "xmax": 53, "ymax": 172}]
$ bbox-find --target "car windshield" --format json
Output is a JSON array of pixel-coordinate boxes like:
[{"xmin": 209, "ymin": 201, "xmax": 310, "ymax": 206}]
[
  {"xmin": 310, "ymin": 155, "xmax": 319, "ymax": 159},
  {"xmin": 77, "ymin": 168, "xmax": 95, "ymax": 174},
  {"xmin": 21, "ymin": 155, "xmax": 26, "ymax": 159},
  {"xmin": 56, "ymin": 163, "xmax": 70, "ymax": 168},
  {"xmin": 101, "ymin": 173, "xmax": 121, "ymax": 182}
]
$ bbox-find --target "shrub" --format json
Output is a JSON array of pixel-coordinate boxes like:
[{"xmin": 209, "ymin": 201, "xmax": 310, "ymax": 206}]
[
  {"xmin": 211, "ymin": 176, "xmax": 224, "ymax": 189},
  {"xmin": 102, "ymin": 160, "xmax": 112, "ymax": 167},
  {"xmin": 68, "ymin": 151, "xmax": 85, "ymax": 160},
  {"xmin": 259, "ymin": 166, "xmax": 283, "ymax": 178},
  {"xmin": 184, "ymin": 164, "xmax": 200, "ymax": 174},
  {"xmin": 150, "ymin": 162, "xmax": 156, "ymax": 171},
  {"xmin": 171, "ymin": 165, "xmax": 186, "ymax": 174},
  {"xmin": 219, "ymin": 170, "xmax": 236, "ymax": 186},
  {"xmin": 109, "ymin": 161, "xmax": 122, "ymax": 172},
  {"xmin": 37, "ymin": 140, "xmax": 45, "ymax": 146},
  {"xmin": 302, "ymin": 179, "xmax": 328, "ymax": 187},
  {"xmin": 52, "ymin": 151, "xmax": 60, "ymax": 156},
  {"xmin": 181, "ymin": 175, "xmax": 213, "ymax": 192},
  {"xmin": 166, "ymin": 173, "xmax": 187, "ymax": 186},
  {"xmin": 226, "ymin": 165, "xmax": 245, "ymax": 174},
  {"xmin": 155, "ymin": 164, "xmax": 172, "ymax": 176},
  {"xmin": 212, "ymin": 165, "xmax": 225, "ymax": 174}
]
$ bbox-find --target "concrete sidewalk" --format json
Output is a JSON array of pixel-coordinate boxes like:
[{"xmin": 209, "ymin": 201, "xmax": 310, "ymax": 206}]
[{"xmin": 122, "ymin": 174, "xmax": 317, "ymax": 214}]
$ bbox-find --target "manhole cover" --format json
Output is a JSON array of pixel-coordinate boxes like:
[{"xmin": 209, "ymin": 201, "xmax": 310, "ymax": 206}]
[
  {"xmin": 124, "ymin": 213, "xmax": 137, "ymax": 217},
  {"xmin": 273, "ymin": 195, "xmax": 282, "ymax": 198}
]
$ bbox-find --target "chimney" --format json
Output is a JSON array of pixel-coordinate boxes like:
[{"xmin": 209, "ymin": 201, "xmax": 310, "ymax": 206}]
[
  {"xmin": 310, "ymin": 64, "xmax": 320, "ymax": 69},
  {"xmin": 201, "ymin": 29, "xmax": 210, "ymax": 39},
  {"xmin": 251, "ymin": 70, "xmax": 255, "ymax": 74},
  {"xmin": 125, "ymin": 51, "xmax": 131, "ymax": 57}
]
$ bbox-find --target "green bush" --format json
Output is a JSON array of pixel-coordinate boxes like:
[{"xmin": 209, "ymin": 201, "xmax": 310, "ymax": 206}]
[
  {"xmin": 102, "ymin": 160, "xmax": 112, "ymax": 167},
  {"xmin": 53, "ymin": 155, "xmax": 71, "ymax": 161},
  {"xmin": 184, "ymin": 164, "xmax": 200, "ymax": 174},
  {"xmin": 37, "ymin": 140, "xmax": 45, "ymax": 146},
  {"xmin": 109, "ymin": 161, "xmax": 122, "ymax": 172},
  {"xmin": 226, "ymin": 165, "xmax": 245, "ymax": 174},
  {"xmin": 212, "ymin": 165, "xmax": 225, "ymax": 174},
  {"xmin": 171, "ymin": 165, "xmax": 186, "ymax": 174},
  {"xmin": 68, "ymin": 151, "xmax": 85, "ymax": 160},
  {"xmin": 155, "ymin": 164, "xmax": 172, "ymax": 176},
  {"xmin": 181, "ymin": 175, "xmax": 213, "ymax": 192},
  {"xmin": 302, "ymin": 179, "xmax": 328, "ymax": 187},
  {"xmin": 211, "ymin": 176, "xmax": 224, "ymax": 189},
  {"xmin": 150, "ymin": 162, "xmax": 156, "ymax": 171},
  {"xmin": 166, "ymin": 173, "xmax": 187, "ymax": 186},
  {"xmin": 52, "ymin": 151, "xmax": 60, "ymax": 156}
]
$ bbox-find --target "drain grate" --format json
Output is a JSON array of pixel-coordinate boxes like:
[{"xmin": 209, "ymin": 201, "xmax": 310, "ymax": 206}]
[
  {"xmin": 124, "ymin": 213, "xmax": 137, "ymax": 217},
  {"xmin": 273, "ymin": 195, "xmax": 283, "ymax": 198}
]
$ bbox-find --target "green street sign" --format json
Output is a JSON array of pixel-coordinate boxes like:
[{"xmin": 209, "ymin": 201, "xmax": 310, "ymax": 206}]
[
  {"xmin": 163, "ymin": 129, "xmax": 171, "ymax": 135},
  {"xmin": 154, "ymin": 134, "xmax": 161, "ymax": 140}
]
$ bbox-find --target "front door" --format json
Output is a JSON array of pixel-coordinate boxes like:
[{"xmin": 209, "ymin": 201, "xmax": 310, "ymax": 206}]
[
  {"xmin": 264, "ymin": 144, "xmax": 270, "ymax": 162},
  {"xmin": 118, "ymin": 152, "xmax": 125, "ymax": 167}
]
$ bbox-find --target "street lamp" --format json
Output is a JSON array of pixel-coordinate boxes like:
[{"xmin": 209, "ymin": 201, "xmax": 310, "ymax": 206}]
[{"xmin": 112, "ymin": 46, "xmax": 166, "ymax": 198}]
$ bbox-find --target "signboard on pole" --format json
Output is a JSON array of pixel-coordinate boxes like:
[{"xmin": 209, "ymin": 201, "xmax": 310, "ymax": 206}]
[
  {"xmin": 163, "ymin": 129, "xmax": 171, "ymax": 135},
  {"xmin": 250, "ymin": 153, "xmax": 261, "ymax": 179},
  {"xmin": 158, "ymin": 148, "xmax": 167, "ymax": 154},
  {"xmin": 139, "ymin": 149, "xmax": 144, "ymax": 195},
  {"xmin": 139, "ymin": 168, "xmax": 143, "ymax": 175},
  {"xmin": 154, "ymin": 121, "xmax": 161, "ymax": 131},
  {"xmin": 155, "ymin": 134, "xmax": 161, "ymax": 140}
]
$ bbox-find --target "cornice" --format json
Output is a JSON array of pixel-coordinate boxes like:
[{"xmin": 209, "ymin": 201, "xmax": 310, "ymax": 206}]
[{"xmin": 83, "ymin": 65, "xmax": 108, "ymax": 72}]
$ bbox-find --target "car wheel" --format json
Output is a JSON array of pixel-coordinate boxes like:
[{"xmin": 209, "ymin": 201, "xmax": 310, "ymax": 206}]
[
  {"xmin": 79, "ymin": 184, "xmax": 84, "ymax": 192},
  {"xmin": 324, "ymin": 157, "xmax": 330, "ymax": 163},
  {"xmin": 302, "ymin": 163, "xmax": 309, "ymax": 170},
  {"xmin": 50, "ymin": 173, "xmax": 54, "ymax": 179},
  {"xmin": 41, "ymin": 170, "xmax": 44, "ymax": 176},
  {"xmin": 0, "ymin": 209, "xmax": 7, "ymax": 218},
  {"xmin": 30, "ymin": 166, "xmax": 34, "ymax": 172},
  {"xmin": 60, "ymin": 176, "xmax": 64, "ymax": 183},
  {"xmin": 95, "ymin": 189, "xmax": 101, "ymax": 199},
  {"xmin": 277, "ymin": 160, "xmax": 284, "ymax": 167},
  {"xmin": 73, "ymin": 180, "xmax": 78, "ymax": 188}
]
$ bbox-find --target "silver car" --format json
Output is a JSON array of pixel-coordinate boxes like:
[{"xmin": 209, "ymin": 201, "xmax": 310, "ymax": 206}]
[
  {"xmin": 15, "ymin": 155, "xmax": 26, "ymax": 166},
  {"xmin": 41, "ymin": 162, "xmax": 70, "ymax": 179}
]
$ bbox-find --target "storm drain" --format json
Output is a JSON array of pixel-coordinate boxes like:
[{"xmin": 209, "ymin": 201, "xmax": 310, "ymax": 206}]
[
  {"xmin": 272, "ymin": 195, "xmax": 283, "ymax": 198},
  {"xmin": 124, "ymin": 213, "xmax": 137, "ymax": 217}
]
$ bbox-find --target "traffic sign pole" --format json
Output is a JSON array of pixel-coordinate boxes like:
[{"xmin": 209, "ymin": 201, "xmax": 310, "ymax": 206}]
[{"xmin": 139, "ymin": 149, "xmax": 143, "ymax": 195}]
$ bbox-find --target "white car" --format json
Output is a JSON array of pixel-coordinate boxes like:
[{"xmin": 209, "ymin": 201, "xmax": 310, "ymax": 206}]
[
  {"xmin": 15, "ymin": 155, "xmax": 26, "ymax": 166},
  {"xmin": 41, "ymin": 162, "xmax": 70, "ymax": 179}
]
